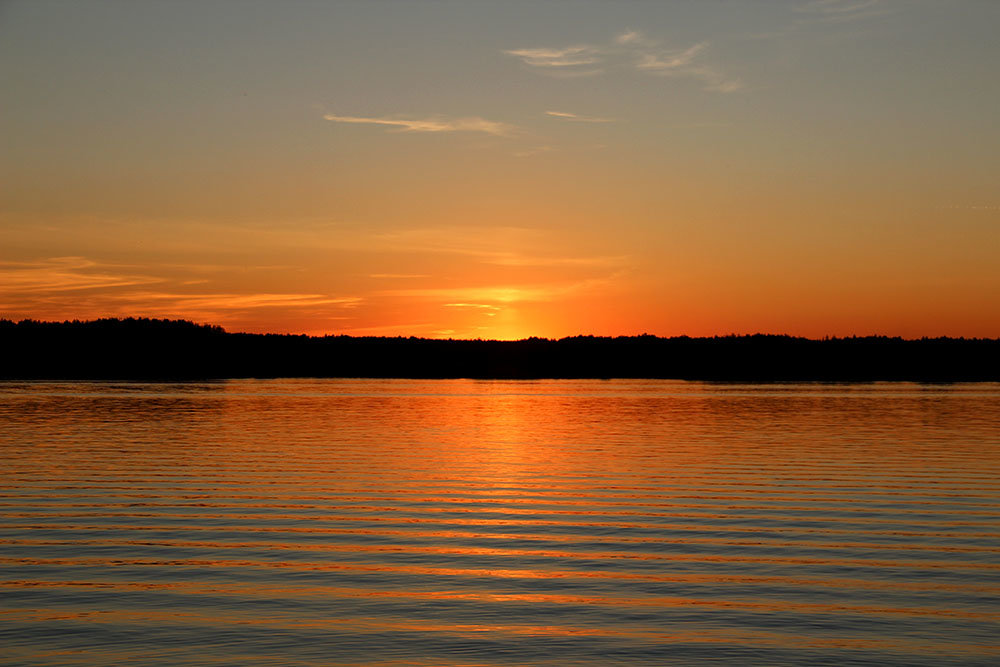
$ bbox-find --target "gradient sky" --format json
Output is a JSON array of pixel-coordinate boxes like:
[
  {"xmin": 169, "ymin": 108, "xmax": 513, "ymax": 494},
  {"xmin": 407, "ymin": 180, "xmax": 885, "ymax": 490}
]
[{"xmin": 2, "ymin": 0, "xmax": 998, "ymax": 338}]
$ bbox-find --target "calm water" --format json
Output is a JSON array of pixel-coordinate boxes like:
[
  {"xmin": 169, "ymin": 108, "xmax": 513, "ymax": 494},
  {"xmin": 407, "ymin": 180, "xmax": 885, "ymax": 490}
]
[{"xmin": 1, "ymin": 380, "xmax": 999, "ymax": 666}]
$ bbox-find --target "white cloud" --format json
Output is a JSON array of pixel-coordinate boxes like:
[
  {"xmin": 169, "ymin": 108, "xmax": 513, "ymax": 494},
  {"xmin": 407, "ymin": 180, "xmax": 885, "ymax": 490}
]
[
  {"xmin": 615, "ymin": 30, "xmax": 644, "ymax": 45},
  {"xmin": 797, "ymin": 0, "xmax": 881, "ymax": 15},
  {"xmin": 323, "ymin": 114, "xmax": 513, "ymax": 136},
  {"xmin": 794, "ymin": 0, "xmax": 891, "ymax": 22},
  {"xmin": 636, "ymin": 42, "xmax": 708, "ymax": 71},
  {"xmin": 635, "ymin": 43, "xmax": 742, "ymax": 92},
  {"xmin": 545, "ymin": 110, "xmax": 613, "ymax": 123},
  {"xmin": 503, "ymin": 45, "xmax": 602, "ymax": 68},
  {"xmin": 505, "ymin": 32, "xmax": 741, "ymax": 93}
]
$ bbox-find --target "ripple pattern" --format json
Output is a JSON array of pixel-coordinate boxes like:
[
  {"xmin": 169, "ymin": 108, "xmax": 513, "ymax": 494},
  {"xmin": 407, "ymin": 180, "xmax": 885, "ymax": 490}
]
[{"xmin": 2, "ymin": 380, "xmax": 999, "ymax": 665}]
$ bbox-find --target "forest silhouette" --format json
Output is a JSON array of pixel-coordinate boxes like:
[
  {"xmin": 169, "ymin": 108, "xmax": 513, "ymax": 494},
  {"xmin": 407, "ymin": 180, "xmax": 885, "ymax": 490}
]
[{"xmin": 2, "ymin": 317, "xmax": 997, "ymax": 381}]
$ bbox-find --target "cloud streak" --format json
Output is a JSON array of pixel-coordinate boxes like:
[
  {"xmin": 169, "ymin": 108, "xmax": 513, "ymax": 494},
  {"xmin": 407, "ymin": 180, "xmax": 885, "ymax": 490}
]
[
  {"xmin": 545, "ymin": 111, "xmax": 613, "ymax": 123},
  {"xmin": 111, "ymin": 292, "xmax": 362, "ymax": 310},
  {"xmin": 795, "ymin": 0, "xmax": 891, "ymax": 21},
  {"xmin": 504, "ymin": 31, "xmax": 741, "ymax": 93},
  {"xmin": 0, "ymin": 257, "xmax": 163, "ymax": 293},
  {"xmin": 0, "ymin": 256, "xmax": 365, "ymax": 327},
  {"xmin": 503, "ymin": 45, "xmax": 601, "ymax": 68},
  {"xmin": 323, "ymin": 114, "xmax": 513, "ymax": 136},
  {"xmin": 635, "ymin": 42, "xmax": 708, "ymax": 71},
  {"xmin": 615, "ymin": 30, "xmax": 645, "ymax": 46},
  {"xmin": 632, "ymin": 39, "xmax": 741, "ymax": 92}
]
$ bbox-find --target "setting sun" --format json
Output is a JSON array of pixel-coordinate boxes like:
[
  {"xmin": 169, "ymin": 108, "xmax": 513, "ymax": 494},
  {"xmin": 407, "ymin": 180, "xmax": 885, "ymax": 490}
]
[
  {"xmin": 3, "ymin": 3, "xmax": 1000, "ymax": 666},
  {"xmin": 3, "ymin": 2, "xmax": 998, "ymax": 339}
]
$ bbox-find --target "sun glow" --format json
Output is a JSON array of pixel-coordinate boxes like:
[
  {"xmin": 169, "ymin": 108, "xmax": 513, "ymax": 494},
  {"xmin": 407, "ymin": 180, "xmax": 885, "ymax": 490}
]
[{"xmin": 2, "ymin": 3, "xmax": 999, "ymax": 338}]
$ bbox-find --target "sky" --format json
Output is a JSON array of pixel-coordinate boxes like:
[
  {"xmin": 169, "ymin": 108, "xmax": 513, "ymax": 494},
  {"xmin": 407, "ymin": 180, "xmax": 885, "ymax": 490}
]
[{"xmin": 1, "ymin": 0, "xmax": 998, "ymax": 339}]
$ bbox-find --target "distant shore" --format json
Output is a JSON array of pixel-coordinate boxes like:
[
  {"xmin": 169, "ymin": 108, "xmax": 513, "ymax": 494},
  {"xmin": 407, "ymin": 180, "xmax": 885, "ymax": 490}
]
[{"xmin": 2, "ymin": 318, "xmax": 998, "ymax": 381}]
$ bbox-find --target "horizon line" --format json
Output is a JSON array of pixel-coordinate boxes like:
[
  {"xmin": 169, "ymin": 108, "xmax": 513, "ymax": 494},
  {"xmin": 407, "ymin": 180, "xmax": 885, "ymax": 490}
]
[{"xmin": 3, "ymin": 316, "xmax": 998, "ymax": 343}]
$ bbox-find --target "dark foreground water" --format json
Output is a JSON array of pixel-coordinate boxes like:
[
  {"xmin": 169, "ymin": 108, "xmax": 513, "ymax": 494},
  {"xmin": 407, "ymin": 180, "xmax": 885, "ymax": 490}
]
[{"xmin": 1, "ymin": 380, "xmax": 999, "ymax": 666}]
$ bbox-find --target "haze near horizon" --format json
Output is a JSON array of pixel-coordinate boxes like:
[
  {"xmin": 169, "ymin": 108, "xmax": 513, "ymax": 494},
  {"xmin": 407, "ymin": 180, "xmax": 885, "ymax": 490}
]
[{"xmin": 2, "ymin": 0, "xmax": 998, "ymax": 339}]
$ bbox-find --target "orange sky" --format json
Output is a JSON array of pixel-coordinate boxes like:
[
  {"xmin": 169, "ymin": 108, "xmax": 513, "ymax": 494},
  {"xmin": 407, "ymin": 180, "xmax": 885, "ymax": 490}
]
[{"xmin": 2, "ymin": 1, "xmax": 998, "ymax": 339}]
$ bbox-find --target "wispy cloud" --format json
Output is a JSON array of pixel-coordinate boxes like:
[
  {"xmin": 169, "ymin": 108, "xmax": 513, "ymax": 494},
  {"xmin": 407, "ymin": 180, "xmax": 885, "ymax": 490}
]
[
  {"xmin": 323, "ymin": 114, "xmax": 513, "ymax": 136},
  {"xmin": 503, "ymin": 45, "xmax": 602, "ymax": 68},
  {"xmin": 634, "ymin": 41, "xmax": 742, "ymax": 92},
  {"xmin": 681, "ymin": 67, "xmax": 743, "ymax": 93},
  {"xmin": 0, "ymin": 257, "xmax": 162, "ymax": 293},
  {"xmin": 746, "ymin": 1, "xmax": 893, "ymax": 41},
  {"xmin": 504, "ymin": 43, "xmax": 604, "ymax": 77},
  {"xmin": 0, "ymin": 256, "xmax": 365, "ymax": 325},
  {"xmin": 504, "ymin": 31, "xmax": 741, "ymax": 93},
  {"xmin": 615, "ymin": 30, "xmax": 645, "ymax": 46},
  {"xmin": 111, "ymin": 292, "xmax": 362, "ymax": 310},
  {"xmin": 635, "ymin": 42, "xmax": 708, "ymax": 71},
  {"xmin": 794, "ymin": 0, "xmax": 892, "ymax": 22},
  {"xmin": 545, "ymin": 110, "xmax": 613, "ymax": 123}
]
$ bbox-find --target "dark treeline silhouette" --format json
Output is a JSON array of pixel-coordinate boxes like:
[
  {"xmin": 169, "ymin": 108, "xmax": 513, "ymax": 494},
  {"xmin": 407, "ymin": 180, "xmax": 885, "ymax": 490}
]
[{"xmin": 2, "ymin": 317, "xmax": 998, "ymax": 381}]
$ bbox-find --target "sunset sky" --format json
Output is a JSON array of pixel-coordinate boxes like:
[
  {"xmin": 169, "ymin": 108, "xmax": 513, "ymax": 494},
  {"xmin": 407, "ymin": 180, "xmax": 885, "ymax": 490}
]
[{"xmin": 2, "ymin": 0, "xmax": 998, "ymax": 338}]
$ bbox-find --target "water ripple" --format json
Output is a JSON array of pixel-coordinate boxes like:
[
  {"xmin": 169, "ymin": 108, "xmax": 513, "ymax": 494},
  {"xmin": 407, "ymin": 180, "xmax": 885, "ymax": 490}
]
[{"xmin": 2, "ymin": 379, "xmax": 999, "ymax": 665}]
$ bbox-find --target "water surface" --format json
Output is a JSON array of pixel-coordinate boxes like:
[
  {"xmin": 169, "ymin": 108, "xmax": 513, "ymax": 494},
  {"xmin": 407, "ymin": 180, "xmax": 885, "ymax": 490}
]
[{"xmin": 2, "ymin": 380, "xmax": 999, "ymax": 665}]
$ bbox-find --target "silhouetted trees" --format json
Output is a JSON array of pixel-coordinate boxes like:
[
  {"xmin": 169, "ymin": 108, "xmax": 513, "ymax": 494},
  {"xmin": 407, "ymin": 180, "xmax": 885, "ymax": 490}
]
[{"xmin": 1, "ymin": 318, "xmax": 997, "ymax": 381}]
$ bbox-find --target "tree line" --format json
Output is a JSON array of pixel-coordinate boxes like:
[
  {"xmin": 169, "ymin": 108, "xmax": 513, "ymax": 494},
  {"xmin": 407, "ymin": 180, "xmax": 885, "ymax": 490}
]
[{"xmin": 2, "ymin": 317, "xmax": 997, "ymax": 381}]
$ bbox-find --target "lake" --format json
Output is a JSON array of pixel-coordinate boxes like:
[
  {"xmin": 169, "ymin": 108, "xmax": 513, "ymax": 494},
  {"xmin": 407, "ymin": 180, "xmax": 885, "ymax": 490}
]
[{"xmin": 2, "ymin": 380, "xmax": 999, "ymax": 665}]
